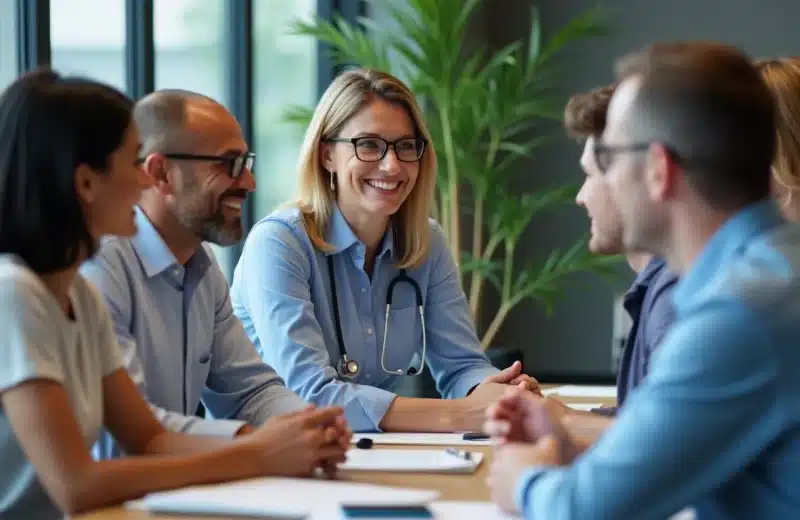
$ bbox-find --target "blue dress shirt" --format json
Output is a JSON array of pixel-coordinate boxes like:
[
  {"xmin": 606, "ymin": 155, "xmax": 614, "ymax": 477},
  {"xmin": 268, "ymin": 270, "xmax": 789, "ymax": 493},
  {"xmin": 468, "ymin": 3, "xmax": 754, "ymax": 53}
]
[
  {"xmin": 81, "ymin": 207, "xmax": 306, "ymax": 458},
  {"xmin": 230, "ymin": 205, "xmax": 499, "ymax": 432},
  {"xmin": 516, "ymin": 200, "xmax": 800, "ymax": 520},
  {"xmin": 616, "ymin": 257, "xmax": 677, "ymax": 408},
  {"xmin": 594, "ymin": 258, "xmax": 678, "ymax": 417}
]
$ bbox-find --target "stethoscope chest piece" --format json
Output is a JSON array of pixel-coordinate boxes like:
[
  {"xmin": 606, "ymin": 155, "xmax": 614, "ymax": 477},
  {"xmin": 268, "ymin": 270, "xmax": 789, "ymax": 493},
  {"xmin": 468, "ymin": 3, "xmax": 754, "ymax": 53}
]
[
  {"xmin": 327, "ymin": 255, "xmax": 426, "ymax": 380},
  {"xmin": 338, "ymin": 355, "xmax": 360, "ymax": 379}
]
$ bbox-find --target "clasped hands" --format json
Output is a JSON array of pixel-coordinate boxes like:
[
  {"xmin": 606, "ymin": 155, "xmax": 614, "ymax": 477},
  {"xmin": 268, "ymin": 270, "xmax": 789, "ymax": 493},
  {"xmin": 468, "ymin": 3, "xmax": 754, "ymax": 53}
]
[
  {"xmin": 483, "ymin": 388, "xmax": 581, "ymax": 514},
  {"xmin": 235, "ymin": 404, "xmax": 352, "ymax": 478}
]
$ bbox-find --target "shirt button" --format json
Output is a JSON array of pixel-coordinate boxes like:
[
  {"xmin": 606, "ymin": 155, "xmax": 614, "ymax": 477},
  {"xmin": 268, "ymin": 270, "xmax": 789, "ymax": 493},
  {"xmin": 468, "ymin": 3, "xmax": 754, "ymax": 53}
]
[
  {"xmin": 361, "ymin": 287, "xmax": 367, "ymax": 293},
  {"xmin": 366, "ymin": 327, "xmax": 374, "ymax": 335}
]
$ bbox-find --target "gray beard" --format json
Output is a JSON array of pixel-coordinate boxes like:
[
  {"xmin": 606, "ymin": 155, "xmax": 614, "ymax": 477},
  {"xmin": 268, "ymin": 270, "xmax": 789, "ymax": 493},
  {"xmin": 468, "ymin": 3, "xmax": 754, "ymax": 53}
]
[{"xmin": 174, "ymin": 202, "xmax": 242, "ymax": 247}]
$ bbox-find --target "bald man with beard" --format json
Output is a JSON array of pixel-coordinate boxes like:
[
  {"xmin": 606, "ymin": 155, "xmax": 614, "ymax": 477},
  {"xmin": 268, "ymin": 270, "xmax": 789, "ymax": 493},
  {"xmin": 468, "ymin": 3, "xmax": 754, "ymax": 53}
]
[{"xmin": 82, "ymin": 90, "xmax": 350, "ymax": 463}]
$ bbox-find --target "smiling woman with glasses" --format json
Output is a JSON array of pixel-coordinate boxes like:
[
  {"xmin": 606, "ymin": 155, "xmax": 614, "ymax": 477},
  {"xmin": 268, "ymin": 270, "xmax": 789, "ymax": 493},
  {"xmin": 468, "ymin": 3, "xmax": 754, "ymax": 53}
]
[{"xmin": 230, "ymin": 68, "xmax": 539, "ymax": 434}]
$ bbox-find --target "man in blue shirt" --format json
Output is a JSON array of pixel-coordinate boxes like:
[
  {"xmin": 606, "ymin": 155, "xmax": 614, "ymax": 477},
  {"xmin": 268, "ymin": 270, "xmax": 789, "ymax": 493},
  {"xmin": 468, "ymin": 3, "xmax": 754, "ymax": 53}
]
[
  {"xmin": 82, "ymin": 90, "xmax": 338, "ymax": 459},
  {"xmin": 486, "ymin": 42, "xmax": 800, "ymax": 519},
  {"xmin": 555, "ymin": 85, "xmax": 678, "ymax": 441}
]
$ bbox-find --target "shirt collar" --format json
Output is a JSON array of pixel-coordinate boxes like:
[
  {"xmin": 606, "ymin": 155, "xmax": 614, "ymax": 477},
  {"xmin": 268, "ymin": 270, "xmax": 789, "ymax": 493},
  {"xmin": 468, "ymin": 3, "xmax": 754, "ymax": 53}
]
[
  {"xmin": 129, "ymin": 206, "xmax": 212, "ymax": 278},
  {"xmin": 673, "ymin": 199, "xmax": 785, "ymax": 306},
  {"xmin": 628, "ymin": 257, "xmax": 669, "ymax": 293},
  {"xmin": 324, "ymin": 204, "xmax": 395, "ymax": 259}
]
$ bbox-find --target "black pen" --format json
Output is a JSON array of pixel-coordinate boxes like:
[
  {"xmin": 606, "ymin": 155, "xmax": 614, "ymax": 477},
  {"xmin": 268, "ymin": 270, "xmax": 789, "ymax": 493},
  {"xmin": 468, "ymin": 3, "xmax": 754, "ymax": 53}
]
[{"xmin": 462, "ymin": 432, "xmax": 490, "ymax": 441}]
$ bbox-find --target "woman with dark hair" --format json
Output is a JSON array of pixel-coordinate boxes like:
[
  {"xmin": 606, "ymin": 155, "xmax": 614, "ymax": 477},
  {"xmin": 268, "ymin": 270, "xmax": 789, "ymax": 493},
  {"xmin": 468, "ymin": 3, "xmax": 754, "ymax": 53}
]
[{"xmin": 0, "ymin": 69, "xmax": 348, "ymax": 520}]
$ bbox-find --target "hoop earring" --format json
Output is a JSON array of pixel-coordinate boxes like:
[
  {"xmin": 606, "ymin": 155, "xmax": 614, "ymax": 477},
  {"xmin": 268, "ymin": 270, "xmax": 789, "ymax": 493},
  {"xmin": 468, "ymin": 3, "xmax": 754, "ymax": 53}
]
[{"xmin": 330, "ymin": 171, "xmax": 336, "ymax": 192}]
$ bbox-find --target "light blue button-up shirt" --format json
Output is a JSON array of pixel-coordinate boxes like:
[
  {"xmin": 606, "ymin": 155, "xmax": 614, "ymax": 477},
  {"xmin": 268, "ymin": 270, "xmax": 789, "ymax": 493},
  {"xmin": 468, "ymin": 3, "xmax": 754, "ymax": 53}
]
[
  {"xmin": 81, "ymin": 207, "xmax": 306, "ymax": 458},
  {"xmin": 516, "ymin": 200, "xmax": 800, "ymax": 520},
  {"xmin": 230, "ymin": 205, "xmax": 499, "ymax": 432}
]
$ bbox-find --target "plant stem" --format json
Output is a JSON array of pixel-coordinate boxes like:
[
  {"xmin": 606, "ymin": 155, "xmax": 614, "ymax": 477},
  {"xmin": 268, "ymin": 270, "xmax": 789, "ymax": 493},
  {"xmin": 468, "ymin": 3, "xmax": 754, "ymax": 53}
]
[
  {"xmin": 468, "ymin": 194, "xmax": 484, "ymax": 320},
  {"xmin": 481, "ymin": 301, "xmax": 511, "ymax": 350},
  {"xmin": 439, "ymin": 103, "xmax": 461, "ymax": 271},
  {"xmin": 439, "ymin": 190, "xmax": 449, "ymax": 241},
  {"xmin": 479, "ymin": 240, "xmax": 515, "ymax": 350},
  {"xmin": 502, "ymin": 240, "xmax": 515, "ymax": 303},
  {"xmin": 468, "ymin": 131, "xmax": 500, "ymax": 321},
  {"xmin": 480, "ymin": 283, "xmax": 529, "ymax": 350},
  {"xmin": 470, "ymin": 234, "xmax": 502, "ymax": 322}
]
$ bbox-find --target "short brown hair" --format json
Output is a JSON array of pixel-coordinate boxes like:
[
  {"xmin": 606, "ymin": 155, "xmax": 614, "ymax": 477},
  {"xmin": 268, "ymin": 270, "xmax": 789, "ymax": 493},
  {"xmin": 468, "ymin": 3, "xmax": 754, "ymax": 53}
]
[
  {"xmin": 615, "ymin": 42, "xmax": 775, "ymax": 211},
  {"xmin": 564, "ymin": 84, "xmax": 615, "ymax": 139}
]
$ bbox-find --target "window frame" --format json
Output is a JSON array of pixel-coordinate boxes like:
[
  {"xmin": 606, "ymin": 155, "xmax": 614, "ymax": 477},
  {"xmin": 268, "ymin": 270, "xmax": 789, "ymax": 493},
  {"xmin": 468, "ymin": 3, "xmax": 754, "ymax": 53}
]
[{"xmin": 15, "ymin": 0, "xmax": 365, "ymax": 281}]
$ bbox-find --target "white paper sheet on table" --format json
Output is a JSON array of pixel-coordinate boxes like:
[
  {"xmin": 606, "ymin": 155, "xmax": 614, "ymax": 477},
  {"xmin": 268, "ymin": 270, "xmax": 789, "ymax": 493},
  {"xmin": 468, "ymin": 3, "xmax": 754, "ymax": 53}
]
[
  {"xmin": 125, "ymin": 477, "xmax": 439, "ymax": 519},
  {"xmin": 352, "ymin": 432, "xmax": 492, "ymax": 447},
  {"xmin": 566, "ymin": 402, "xmax": 603, "ymax": 411},
  {"xmin": 341, "ymin": 448, "xmax": 484, "ymax": 473},
  {"xmin": 542, "ymin": 385, "xmax": 617, "ymax": 398},
  {"xmin": 429, "ymin": 501, "xmax": 522, "ymax": 520}
]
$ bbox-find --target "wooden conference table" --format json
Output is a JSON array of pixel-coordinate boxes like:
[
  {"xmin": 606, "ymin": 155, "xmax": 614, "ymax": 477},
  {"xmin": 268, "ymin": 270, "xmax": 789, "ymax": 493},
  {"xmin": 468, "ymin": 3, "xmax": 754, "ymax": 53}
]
[{"xmin": 76, "ymin": 386, "xmax": 616, "ymax": 520}]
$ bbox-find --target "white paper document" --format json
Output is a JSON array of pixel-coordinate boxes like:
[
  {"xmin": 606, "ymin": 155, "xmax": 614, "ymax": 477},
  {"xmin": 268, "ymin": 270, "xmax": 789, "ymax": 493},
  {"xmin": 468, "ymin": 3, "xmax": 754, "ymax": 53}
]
[
  {"xmin": 429, "ymin": 501, "xmax": 522, "ymax": 520},
  {"xmin": 566, "ymin": 402, "xmax": 603, "ymax": 411},
  {"xmin": 341, "ymin": 448, "xmax": 484, "ymax": 473},
  {"xmin": 352, "ymin": 432, "xmax": 492, "ymax": 447},
  {"xmin": 543, "ymin": 385, "xmax": 617, "ymax": 398},
  {"xmin": 126, "ymin": 477, "xmax": 439, "ymax": 519}
]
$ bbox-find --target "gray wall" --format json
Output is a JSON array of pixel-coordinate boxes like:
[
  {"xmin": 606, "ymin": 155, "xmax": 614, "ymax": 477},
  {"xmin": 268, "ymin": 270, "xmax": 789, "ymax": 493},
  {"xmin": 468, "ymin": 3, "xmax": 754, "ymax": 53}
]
[{"xmin": 480, "ymin": 0, "xmax": 800, "ymax": 378}]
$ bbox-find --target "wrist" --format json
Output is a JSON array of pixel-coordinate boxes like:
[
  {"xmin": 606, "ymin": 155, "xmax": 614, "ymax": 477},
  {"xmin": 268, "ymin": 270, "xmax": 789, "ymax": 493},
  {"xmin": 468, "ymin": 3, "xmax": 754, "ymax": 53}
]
[{"xmin": 450, "ymin": 397, "xmax": 482, "ymax": 432}]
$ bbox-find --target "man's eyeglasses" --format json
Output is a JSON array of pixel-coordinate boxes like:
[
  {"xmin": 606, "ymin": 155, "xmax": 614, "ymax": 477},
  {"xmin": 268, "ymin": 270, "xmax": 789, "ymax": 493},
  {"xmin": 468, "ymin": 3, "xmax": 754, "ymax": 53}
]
[
  {"xmin": 137, "ymin": 152, "xmax": 256, "ymax": 179},
  {"xmin": 593, "ymin": 141, "xmax": 651, "ymax": 173},
  {"xmin": 326, "ymin": 137, "xmax": 427, "ymax": 163}
]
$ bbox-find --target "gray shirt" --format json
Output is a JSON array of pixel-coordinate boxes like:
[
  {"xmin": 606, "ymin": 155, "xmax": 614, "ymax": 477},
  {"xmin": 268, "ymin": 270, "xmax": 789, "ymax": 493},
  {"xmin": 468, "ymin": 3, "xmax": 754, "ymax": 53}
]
[
  {"xmin": 0, "ymin": 255, "xmax": 123, "ymax": 520},
  {"xmin": 81, "ymin": 207, "xmax": 306, "ymax": 459}
]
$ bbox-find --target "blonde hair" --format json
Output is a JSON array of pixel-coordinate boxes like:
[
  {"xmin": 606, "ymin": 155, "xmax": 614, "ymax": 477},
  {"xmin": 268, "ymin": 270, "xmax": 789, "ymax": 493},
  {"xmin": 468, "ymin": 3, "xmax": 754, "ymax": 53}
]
[
  {"xmin": 292, "ymin": 68, "xmax": 437, "ymax": 269},
  {"xmin": 756, "ymin": 57, "xmax": 800, "ymax": 211}
]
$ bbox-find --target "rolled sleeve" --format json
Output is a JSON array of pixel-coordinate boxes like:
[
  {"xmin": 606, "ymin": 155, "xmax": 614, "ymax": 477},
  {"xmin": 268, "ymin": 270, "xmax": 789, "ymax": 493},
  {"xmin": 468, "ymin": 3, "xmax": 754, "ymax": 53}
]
[
  {"xmin": 423, "ymin": 221, "xmax": 498, "ymax": 398},
  {"xmin": 517, "ymin": 304, "xmax": 783, "ymax": 520},
  {"xmin": 233, "ymin": 220, "xmax": 398, "ymax": 432}
]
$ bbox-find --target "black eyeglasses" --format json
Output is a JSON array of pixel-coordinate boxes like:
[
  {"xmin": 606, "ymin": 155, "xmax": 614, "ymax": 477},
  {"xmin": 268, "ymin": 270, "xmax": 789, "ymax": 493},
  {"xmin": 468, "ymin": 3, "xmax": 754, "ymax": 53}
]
[
  {"xmin": 326, "ymin": 137, "xmax": 427, "ymax": 163},
  {"xmin": 593, "ymin": 141, "xmax": 651, "ymax": 173},
  {"xmin": 139, "ymin": 152, "xmax": 255, "ymax": 179}
]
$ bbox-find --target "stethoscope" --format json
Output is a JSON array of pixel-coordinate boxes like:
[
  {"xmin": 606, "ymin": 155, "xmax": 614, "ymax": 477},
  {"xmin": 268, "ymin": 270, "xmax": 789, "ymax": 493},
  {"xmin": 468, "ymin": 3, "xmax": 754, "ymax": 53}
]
[{"xmin": 327, "ymin": 255, "xmax": 427, "ymax": 379}]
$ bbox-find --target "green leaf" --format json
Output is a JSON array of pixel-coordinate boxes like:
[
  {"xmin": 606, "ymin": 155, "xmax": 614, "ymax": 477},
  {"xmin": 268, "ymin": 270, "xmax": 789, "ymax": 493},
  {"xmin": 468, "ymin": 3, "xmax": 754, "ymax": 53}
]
[
  {"xmin": 537, "ymin": 6, "xmax": 609, "ymax": 66},
  {"xmin": 289, "ymin": 15, "xmax": 390, "ymax": 71},
  {"xmin": 454, "ymin": 0, "xmax": 484, "ymax": 34},
  {"xmin": 282, "ymin": 105, "xmax": 316, "ymax": 126},
  {"xmin": 526, "ymin": 5, "xmax": 542, "ymax": 66},
  {"xmin": 460, "ymin": 252, "xmax": 503, "ymax": 290}
]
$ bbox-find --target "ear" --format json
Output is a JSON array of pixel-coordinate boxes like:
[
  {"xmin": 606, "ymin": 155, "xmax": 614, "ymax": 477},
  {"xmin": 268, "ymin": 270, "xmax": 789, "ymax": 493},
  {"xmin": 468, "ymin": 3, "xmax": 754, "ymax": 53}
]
[
  {"xmin": 646, "ymin": 143, "xmax": 678, "ymax": 203},
  {"xmin": 143, "ymin": 153, "xmax": 173, "ymax": 196},
  {"xmin": 74, "ymin": 163, "xmax": 102, "ymax": 206},
  {"xmin": 319, "ymin": 141, "xmax": 336, "ymax": 173}
]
